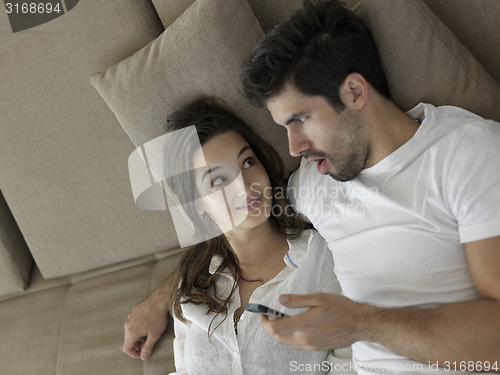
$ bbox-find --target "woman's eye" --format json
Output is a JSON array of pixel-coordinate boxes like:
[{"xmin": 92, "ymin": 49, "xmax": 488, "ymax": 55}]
[
  {"xmin": 243, "ymin": 157, "xmax": 255, "ymax": 169},
  {"xmin": 211, "ymin": 176, "xmax": 226, "ymax": 188}
]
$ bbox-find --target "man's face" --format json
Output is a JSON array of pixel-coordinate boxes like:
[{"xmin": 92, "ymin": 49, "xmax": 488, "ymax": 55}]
[{"xmin": 266, "ymin": 84, "xmax": 370, "ymax": 182}]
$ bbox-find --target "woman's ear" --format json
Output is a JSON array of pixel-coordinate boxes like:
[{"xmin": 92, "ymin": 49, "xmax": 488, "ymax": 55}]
[
  {"xmin": 339, "ymin": 73, "xmax": 368, "ymax": 110},
  {"xmin": 197, "ymin": 204, "xmax": 206, "ymax": 215}
]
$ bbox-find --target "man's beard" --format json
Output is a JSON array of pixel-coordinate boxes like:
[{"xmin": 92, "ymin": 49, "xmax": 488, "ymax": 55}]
[{"xmin": 306, "ymin": 151, "xmax": 365, "ymax": 182}]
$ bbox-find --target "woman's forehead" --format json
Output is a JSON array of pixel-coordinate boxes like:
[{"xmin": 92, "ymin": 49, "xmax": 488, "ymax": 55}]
[{"xmin": 193, "ymin": 132, "xmax": 250, "ymax": 169}]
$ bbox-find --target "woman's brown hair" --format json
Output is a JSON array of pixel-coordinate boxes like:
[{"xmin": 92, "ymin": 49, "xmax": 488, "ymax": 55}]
[{"xmin": 166, "ymin": 97, "xmax": 308, "ymax": 335}]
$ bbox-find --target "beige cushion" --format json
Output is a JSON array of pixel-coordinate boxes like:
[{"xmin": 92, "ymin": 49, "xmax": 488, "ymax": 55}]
[
  {"xmin": 151, "ymin": 0, "xmax": 194, "ymax": 29},
  {"xmin": 0, "ymin": 0, "xmax": 180, "ymax": 279},
  {"xmin": 423, "ymin": 0, "xmax": 500, "ymax": 84},
  {"xmin": 152, "ymin": 0, "xmax": 312, "ymax": 33},
  {"xmin": 91, "ymin": 0, "xmax": 299, "ymax": 176},
  {"xmin": 0, "ymin": 250, "xmax": 183, "ymax": 375},
  {"xmin": 55, "ymin": 262, "xmax": 173, "ymax": 374},
  {"xmin": 0, "ymin": 191, "xmax": 33, "ymax": 297},
  {"xmin": 357, "ymin": 0, "xmax": 500, "ymax": 121},
  {"xmin": 0, "ymin": 286, "xmax": 68, "ymax": 374}
]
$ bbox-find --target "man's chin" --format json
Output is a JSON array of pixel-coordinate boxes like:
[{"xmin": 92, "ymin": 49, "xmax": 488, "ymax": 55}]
[
  {"xmin": 326, "ymin": 173, "xmax": 350, "ymax": 182},
  {"xmin": 325, "ymin": 168, "xmax": 361, "ymax": 182}
]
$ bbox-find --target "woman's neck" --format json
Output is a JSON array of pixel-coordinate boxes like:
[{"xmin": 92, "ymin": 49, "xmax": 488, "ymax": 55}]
[{"xmin": 226, "ymin": 221, "xmax": 289, "ymax": 280}]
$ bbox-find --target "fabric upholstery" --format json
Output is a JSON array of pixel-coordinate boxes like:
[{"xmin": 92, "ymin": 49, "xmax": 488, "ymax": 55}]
[
  {"xmin": 151, "ymin": 0, "xmax": 195, "ymax": 29},
  {"xmin": 0, "ymin": 191, "xmax": 33, "ymax": 297},
  {"xmin": 151, "ymin": 0, "xmax": 304, "ymax": 32},
  {"xmin": 0, "ymin": 286, "xmax": 68, "ymax": 375},
  {"xmin": 356, "ymin": 0, "xmax": 500, "ymax": 121},
  {"xmin": 423, "ymin": 0, "xmax": 500, "ymax": 84},
  {"xmin": 153, "ymin": 0, "xmax": 500, "ymax": 121},
  {"xmin": 0, "ymin": 0, "xmax": 179, "ymax": 279},
  {"xmin": 0, "ymin": 0, "xmax": 499, "ymax": 373},
  {"xmin": 91, "ymin": 0, "xmax": 300, "ymax": 176},
  {"xmin": 0, "ymin": 250, "xmax": 183, "ymax": 375},
  {"xmin": 56, "ymin": 264, "xmax": 159, "ymax": 374}
]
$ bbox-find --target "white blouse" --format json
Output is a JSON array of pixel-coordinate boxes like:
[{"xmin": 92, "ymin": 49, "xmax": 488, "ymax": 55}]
[{"xmin": 170, "ymin": 229, "xmax": 348, "ymax": 375}]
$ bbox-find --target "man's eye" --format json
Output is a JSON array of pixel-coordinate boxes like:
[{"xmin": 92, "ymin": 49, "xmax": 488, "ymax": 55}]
[
  {"xmin": 243, "ymin": 157, "xmax": 255, "ymax": 169},
  {"xmin": 297, "ymin": 115, "xmax": 307, "ymax": 124}
]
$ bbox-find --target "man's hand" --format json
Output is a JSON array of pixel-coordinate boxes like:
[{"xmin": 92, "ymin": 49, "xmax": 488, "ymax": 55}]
[
  {"xmin": 122, "ymin": 292, "xmax": 169, "ymax": 360},
  {"xmin": 123, "ymin": 270, "xmax": 179, "ymax": 360},
  {"xmin": 262, "ymin": 289, "xmax": 500, "ymax": 369},
  {"xmin": 260, "ymin": 292, "xmax": 375, "ymax": 351}
]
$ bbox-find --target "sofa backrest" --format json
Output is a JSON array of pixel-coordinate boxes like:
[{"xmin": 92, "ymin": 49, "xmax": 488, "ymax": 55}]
[
  {"xmin": 1, "ymin": 0, "xmax": 499, "ymax": 296},
  {"xmin": 0, "ymin": 0, "xmax": 179, "ymax": 284}
]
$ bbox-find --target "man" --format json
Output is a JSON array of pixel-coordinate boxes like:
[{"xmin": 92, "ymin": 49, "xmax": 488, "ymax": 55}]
[{"xmin": 124, "ymin": 0, "xmax": 500, "ymax": 372}]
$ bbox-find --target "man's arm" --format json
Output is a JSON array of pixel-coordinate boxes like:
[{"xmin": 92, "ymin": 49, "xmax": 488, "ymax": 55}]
[
  {"xmin": 261, "ymin": 236, "xmax": 500, "ymax": 370},
  {"xmin": 123, "ymin": 268, "xmax": 179, "ymax": 360}
]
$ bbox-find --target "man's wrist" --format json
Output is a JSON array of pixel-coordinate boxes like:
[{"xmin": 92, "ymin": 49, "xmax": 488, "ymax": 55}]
[
  {"xmin": 150, "ymin": 272, "xmax": 178, "ymax": 313},
  {"xmin": 354, "ymin": 302, "xmax": 385, "ymax": 343}
]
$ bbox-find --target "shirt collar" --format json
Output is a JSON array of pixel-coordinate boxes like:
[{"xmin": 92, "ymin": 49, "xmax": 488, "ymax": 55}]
[
  {"xmin": 207, "ymin": 229, "xmax": 314, "ymax": 274},
  {"xmin": 283, "ymin": 229, "xmax": 313, "ymax": 269}
]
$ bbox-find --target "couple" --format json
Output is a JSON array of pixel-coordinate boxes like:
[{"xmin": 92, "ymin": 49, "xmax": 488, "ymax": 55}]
[{"xmin": 124, "ymin": 0, "xmax": 500, "ymax": 374}]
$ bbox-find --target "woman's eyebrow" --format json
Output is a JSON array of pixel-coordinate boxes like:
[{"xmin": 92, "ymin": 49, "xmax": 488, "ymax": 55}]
[
  {"xmin": 201, "ymin": 166, "xmax": 222, "ymax": 181},
  {"xmin": 201, "ymin": 145, "xmax": 252, "ymax": 181},
  {"xmin": 238, "ymin": 145, "xmax": 251, "ymax": 159}
]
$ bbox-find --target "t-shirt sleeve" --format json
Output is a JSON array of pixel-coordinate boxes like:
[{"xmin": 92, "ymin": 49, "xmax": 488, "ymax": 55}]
[
  {"xmin": 446, "ymin": 121, "xmax": 500, "ymax": 243},
  {"xmin": 287, "ymin": 157, "xmax": 310, "ymax": 217},
  {"xmin": 311, "ymin": 231, "xmax": 342, "ymax": 294}
]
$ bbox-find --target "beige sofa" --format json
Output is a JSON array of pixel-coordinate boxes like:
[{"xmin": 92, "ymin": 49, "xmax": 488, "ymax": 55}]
[{"xmin": 1, "ymin": 0, "xmax": 499, "ymax": 374}]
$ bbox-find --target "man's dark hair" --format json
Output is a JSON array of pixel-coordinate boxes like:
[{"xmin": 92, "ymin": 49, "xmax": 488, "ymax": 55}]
[{"xmin": 240, "ymin": 0, "xmax": 391, "ymax": 110}]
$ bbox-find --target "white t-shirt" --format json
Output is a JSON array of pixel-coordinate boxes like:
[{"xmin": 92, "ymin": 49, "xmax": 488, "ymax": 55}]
[
  {"xmin": 170, "ymin": 229, "xmax": 351, "ymax": 375},
  {"xmin": 288, "ymin": 103, "xmax": 500, "ymax": 374}
]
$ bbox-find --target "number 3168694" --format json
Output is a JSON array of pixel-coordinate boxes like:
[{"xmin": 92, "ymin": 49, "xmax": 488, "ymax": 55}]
[{"xmin": 5, "ymin": 2, "xmax": 62, "ymax": 14}]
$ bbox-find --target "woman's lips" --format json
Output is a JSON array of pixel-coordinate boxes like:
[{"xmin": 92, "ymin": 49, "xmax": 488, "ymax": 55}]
[{"xmin": 236, "ymin": 194, "xmax": 262, "ymax": 211}]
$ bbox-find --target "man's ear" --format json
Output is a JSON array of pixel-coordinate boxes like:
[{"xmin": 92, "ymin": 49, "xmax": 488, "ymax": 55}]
[{"xmin": 339, "ymin": 73, "xmax": 368, "ymax": 110}]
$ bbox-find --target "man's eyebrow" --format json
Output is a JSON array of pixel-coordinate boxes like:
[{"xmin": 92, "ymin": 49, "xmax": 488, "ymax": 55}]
[{"xmin": 285, "ymin": 111, "xmax": 308, "ymax": 125}]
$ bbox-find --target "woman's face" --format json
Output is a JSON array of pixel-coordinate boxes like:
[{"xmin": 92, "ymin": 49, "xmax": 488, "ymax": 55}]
[{"xmin": 192, "ymin": 131, "xmax": 273, "ymax": 233}]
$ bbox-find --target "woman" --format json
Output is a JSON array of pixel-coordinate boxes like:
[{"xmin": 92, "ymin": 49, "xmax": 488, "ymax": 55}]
[{"xmin": 164, "ymin": 97, "xmax": 345, "ymax": 375}]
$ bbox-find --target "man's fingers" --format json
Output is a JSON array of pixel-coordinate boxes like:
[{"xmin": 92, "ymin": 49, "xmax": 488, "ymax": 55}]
[
  {"xmin": 260, "ymin": 312, "xmax": 305, "ymax": 336},
  {"xmin": 122, "ymin": 332, "xmax": 141, "ymax": 358},
  {"xmin": 140, "ymin": 336, "xmax": 157, "ymax": 361},
  {"xmin": 279, "ymin": 293, "xmax": 319, "ymax": 308}
]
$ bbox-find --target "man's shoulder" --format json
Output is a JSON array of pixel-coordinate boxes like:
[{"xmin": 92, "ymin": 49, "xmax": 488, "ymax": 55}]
[
  {"xmin": 423, "ymin": 103, "xmax": 499, "ymax": 134},
  {"xmin": 431, "ymin": 105, "xmax": 500, "ymax": 156},
  {"xmin": 407, "ymin": 103, "xmax": 500, "ymax": 160}
]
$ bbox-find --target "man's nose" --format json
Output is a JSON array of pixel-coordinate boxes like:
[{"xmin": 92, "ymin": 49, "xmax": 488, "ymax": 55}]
[{"xmin": 287, "ymin": 128, "xmax": 309, "ymax": 157}]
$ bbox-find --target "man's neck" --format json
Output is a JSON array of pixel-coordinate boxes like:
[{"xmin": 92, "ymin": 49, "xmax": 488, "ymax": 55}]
[{"xmin": 363, "ymin": 97, "xmax": 420, "ymax": 168}]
